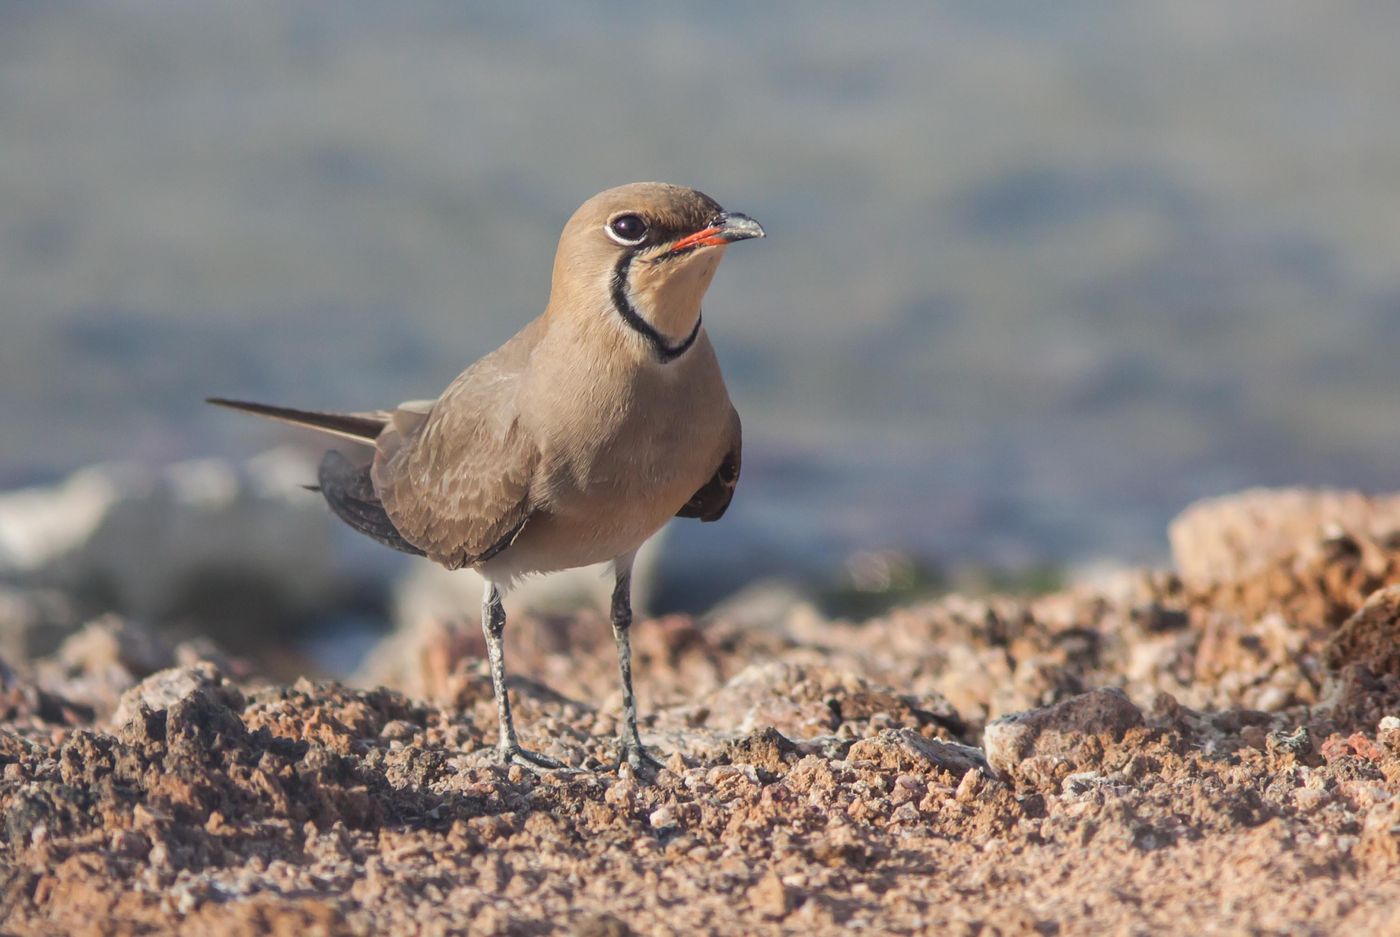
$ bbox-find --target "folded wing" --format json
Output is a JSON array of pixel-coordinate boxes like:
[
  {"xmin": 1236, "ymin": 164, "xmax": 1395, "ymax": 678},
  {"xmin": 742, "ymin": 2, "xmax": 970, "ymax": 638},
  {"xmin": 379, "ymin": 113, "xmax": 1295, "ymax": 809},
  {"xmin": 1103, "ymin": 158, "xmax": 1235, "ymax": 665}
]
[{"xmin": 371, "ymin": 325, "xmax": 541, "ymax": 569}]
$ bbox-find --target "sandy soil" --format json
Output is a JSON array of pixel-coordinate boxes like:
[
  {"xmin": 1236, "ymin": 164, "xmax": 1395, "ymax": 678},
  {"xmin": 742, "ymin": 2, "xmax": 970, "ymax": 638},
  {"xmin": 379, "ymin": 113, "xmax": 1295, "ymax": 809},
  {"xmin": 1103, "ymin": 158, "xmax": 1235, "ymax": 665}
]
[{"xmin": 3, "ymin": 488, "xmax": 1400, "ymax": 935}]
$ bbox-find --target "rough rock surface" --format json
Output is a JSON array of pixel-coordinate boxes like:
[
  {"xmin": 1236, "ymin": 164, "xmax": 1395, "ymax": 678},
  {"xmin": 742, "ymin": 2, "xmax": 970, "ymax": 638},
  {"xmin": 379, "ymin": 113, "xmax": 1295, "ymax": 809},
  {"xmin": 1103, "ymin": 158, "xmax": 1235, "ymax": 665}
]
[
  {"xmin": 846, "ymin": 728, "xmax": 989, "ymax": 779},
  {"xmin": 1168, "ymin": 486, "xmax": 1400, "ymax": 591},
  {"xmin": 1, "ymin": 487, "xmax": 1399, "ymax": 934},
  {"xmin": 1327, "ymin": 584, "xmax": 1400, "ymax": 677},
  {"xmin": 982, "ymin": 687, "xmax": 1144, "ymax": 783}
]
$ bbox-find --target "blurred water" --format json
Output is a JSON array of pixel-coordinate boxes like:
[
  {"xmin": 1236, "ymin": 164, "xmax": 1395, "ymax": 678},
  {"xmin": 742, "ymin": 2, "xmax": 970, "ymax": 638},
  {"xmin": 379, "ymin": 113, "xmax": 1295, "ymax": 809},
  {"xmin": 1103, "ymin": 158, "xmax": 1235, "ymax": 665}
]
[{"xmin": 3, "ymin": 2, "xmax": 1398, "ymax": 592}]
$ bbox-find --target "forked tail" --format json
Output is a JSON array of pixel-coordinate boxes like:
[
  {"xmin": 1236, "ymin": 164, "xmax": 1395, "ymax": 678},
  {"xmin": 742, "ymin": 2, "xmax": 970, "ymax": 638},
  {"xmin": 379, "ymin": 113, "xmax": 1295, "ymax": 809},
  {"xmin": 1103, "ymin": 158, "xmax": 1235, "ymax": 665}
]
[{"xmin": 205, "ymin": 397, "xmax": 387, "ymax": 443}]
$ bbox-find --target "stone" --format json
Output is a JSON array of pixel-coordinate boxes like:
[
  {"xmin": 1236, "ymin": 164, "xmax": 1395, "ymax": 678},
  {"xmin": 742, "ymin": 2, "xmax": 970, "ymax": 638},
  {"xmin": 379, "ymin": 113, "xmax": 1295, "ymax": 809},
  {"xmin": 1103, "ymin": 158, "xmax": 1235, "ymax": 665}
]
[
  {"xmin": 748, "ymin": 871, "xmax": 793, "ymax": 919},
  {"xmin": 723, "ymin": 726, "xmax": 800, "ymax": 774},
  {"xmin": 847, "ymin": 728, "xmax": 990, "ymax": 779},
  {"xmin": 1168, "ymin": 488, "xmax": 1400, "ymax": 591},
  {"xmin": 58, "ymin": 615, "xmax": 173, "ymax": 678},
  {"xmin": 113, "ymin": 663, "xmax": 244, "ymax": 729},
  {"xmin": 983, "ymin": 687, "xmax": 1144, "ymax": 779},
  {"xmin": 0, "ymin": 451, "xmax": 344, "ymax": 629},
  {"xmin": 687, "ymin": 662, "xmax": 963, "ymax": 741},
  {"xmin": 1326, "ymin": 585, "xmax": 1400, "ymax": 676}
]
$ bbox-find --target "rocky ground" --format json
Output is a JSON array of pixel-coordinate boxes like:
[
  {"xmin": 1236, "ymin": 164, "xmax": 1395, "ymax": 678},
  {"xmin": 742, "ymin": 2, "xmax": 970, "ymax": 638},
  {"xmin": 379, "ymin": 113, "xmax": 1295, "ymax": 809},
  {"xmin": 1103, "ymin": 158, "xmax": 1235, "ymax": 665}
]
[{"xmin": 2, "ymin": 487, "xmax": 1400, "ymax": 935}]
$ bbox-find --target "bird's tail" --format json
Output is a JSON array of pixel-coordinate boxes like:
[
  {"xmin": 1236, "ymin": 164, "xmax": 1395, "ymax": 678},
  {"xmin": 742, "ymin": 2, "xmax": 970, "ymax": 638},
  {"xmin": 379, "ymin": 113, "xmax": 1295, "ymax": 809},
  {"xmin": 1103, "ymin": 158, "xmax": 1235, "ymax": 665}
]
[{"xmin": 205, "ymin": 397, "xmax": 388, "ymax": 443}]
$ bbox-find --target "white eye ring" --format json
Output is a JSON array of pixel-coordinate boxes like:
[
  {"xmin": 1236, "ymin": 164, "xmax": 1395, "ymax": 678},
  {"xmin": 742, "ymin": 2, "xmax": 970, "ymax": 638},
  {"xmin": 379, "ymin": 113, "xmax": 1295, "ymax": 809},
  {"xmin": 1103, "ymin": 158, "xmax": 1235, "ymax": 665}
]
[{"xmin": 606, "ymin": 213, "xmax": 648, "ymax": 246}]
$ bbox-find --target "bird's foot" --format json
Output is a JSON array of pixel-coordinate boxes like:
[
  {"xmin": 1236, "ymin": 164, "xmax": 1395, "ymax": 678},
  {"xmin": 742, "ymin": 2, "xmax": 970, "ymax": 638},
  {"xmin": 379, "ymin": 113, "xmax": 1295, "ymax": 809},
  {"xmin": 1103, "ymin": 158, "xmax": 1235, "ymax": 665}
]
[
  {"xmin": 497, "ymin": 743, "xmax": 565, "ymax": 770},
  {"xmin": 612, "ymin": 740, "xmax": 664, "ymax": 776}
]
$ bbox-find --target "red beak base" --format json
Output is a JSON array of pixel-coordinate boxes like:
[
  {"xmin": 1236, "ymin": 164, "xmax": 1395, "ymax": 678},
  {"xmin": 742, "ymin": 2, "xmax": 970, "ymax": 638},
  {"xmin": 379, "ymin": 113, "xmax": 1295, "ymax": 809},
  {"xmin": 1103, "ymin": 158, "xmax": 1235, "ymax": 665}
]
[
  {"xmin": 663, "ymin": 212, "xmax": 765, "ymax": 257},
  {"xmin": 668, "ymin": 226, "xmax": 727, "ymax": 253}
]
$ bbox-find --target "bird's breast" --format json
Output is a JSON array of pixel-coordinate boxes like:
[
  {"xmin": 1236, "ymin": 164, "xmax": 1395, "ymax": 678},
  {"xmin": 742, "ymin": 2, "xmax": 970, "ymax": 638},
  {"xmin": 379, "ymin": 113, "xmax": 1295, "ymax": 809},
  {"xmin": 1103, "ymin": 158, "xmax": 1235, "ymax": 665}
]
[{"xmin": 505, "ymin": 333, "xmax": 732, "ymax": 573}]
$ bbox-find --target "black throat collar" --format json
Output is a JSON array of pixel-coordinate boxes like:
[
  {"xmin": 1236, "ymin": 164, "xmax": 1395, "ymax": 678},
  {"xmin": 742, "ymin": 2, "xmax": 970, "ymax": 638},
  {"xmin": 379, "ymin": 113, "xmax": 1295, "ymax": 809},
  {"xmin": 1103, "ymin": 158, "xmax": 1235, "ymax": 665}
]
[{"xmin": 610, "ymin": 254, "xmax": 702, "ymax": 363}]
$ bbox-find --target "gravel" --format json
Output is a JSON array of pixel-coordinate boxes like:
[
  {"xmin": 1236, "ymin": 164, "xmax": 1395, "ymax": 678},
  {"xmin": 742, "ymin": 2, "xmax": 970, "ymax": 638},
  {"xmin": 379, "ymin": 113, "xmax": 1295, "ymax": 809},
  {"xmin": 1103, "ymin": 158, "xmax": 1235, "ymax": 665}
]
[{"xmin": 1, "ymin": 486, "xmax": 1399, "ymax": 934}]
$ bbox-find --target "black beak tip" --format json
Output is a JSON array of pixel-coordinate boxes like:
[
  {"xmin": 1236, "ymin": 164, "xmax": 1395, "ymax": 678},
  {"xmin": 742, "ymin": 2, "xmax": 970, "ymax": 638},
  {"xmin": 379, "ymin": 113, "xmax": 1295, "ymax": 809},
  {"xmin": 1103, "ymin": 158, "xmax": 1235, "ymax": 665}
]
[{"xmin": 717, "ymin": 211, "xmax": 766, "ymax": 243}]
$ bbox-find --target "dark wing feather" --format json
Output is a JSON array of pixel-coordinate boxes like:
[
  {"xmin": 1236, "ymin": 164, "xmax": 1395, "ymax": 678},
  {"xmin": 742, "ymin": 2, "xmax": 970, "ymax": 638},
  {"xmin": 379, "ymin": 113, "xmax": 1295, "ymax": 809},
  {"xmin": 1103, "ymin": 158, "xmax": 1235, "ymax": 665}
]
[
  {"xmin": 317, "ymin": 450, "xmax": 425, "ymax": 555},
  {"xmin": 678, "ymin": 427, "xmax": 741, "ymax": 523}
]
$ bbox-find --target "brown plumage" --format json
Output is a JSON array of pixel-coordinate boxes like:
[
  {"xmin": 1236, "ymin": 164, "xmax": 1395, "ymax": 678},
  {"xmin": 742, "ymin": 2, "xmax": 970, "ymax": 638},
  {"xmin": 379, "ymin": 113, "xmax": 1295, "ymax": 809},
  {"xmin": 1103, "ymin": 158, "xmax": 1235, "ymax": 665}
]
[{"xmin": 210, "ymin": 182, "xmax": 763, "ymax": 771}]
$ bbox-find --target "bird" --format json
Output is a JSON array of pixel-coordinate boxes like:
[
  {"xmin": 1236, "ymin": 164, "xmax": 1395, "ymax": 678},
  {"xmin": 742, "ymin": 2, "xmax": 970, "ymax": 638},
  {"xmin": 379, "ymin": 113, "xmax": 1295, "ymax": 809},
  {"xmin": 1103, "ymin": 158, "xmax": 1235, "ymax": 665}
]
[{"xmin": 209, "ymin": 182, "xmax": 764, "ymax": 772}]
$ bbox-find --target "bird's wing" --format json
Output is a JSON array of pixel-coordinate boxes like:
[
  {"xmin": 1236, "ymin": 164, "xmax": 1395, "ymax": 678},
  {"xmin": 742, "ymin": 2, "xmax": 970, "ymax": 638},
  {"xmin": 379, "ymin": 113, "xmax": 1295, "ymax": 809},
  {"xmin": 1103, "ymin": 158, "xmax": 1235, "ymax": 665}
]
[
  {"xmin": 677, "ymin": 408, "xmax": 741, "ymax": 522},
  {"xmin": 371, "ymin": 323, "xmax": 542, "ymax": 568},
  {"xmin": 317, "ymin": 449, "xmax": 425, "ymax": 556}
]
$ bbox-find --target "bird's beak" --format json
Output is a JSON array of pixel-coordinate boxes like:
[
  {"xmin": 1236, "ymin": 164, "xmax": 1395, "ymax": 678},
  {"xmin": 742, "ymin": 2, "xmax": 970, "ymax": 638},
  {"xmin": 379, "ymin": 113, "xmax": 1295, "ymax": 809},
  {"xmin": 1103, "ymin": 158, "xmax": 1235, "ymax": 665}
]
[{"xmin": 666, "ymin": 212, "xmax": 766, "ymax": 254}]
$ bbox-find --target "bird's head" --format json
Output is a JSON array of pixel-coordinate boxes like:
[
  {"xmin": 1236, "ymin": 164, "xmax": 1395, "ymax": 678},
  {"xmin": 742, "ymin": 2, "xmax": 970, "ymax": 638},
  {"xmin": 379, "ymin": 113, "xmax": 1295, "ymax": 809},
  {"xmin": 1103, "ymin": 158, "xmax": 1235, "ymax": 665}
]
[{"xmin": 549, "ymin": 182, "xmax": 765, "ymax": 362}]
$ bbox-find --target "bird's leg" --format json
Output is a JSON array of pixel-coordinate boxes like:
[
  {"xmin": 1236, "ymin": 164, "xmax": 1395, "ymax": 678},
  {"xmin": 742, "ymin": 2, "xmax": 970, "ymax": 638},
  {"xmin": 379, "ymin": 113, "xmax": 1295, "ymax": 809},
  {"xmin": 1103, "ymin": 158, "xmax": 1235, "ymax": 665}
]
[
  {"xmin": 610, "ymin": 559, "xmax": 663, "ymax": 773},
  {"xmin": 480, "ymin": 581, "xmax": 563, "ymax": 770}
]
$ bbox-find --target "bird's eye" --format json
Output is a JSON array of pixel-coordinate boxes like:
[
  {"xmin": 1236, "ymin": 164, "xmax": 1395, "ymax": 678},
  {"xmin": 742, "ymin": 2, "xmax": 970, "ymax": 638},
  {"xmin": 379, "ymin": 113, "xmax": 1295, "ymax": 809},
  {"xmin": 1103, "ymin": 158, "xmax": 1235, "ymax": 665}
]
[{"xmin": 607, "ymin": 214, "xmax": 648, "ymax": 245}]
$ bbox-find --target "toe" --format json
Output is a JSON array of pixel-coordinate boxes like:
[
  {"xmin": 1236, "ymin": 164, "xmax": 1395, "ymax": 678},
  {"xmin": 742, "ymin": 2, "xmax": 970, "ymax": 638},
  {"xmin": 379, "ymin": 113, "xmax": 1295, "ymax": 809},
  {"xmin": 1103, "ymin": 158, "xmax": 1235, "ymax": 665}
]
[
  {"xmin": 615, "ymin": 742, "xmax": 664, "ymax": 775},
  {"xmin": 497, "ymin": 745, "xmax": 565, "ymax": 770}
]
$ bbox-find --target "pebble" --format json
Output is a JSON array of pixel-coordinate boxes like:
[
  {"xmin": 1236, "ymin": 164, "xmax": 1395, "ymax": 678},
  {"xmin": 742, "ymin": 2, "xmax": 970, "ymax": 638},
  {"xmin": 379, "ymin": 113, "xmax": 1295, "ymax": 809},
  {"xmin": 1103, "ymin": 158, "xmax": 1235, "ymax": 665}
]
[{"xmin": 1254, "ymin": 686, "xmax": 1290, "ymax": 712}]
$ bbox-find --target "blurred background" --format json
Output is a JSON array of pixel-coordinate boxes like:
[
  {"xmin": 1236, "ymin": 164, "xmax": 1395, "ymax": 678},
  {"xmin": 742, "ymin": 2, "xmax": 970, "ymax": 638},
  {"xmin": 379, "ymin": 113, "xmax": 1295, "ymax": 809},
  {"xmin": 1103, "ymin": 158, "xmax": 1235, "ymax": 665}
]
[{"xmin": 2, "ymin": 2, "xmax": 1397, "ymax": 673}]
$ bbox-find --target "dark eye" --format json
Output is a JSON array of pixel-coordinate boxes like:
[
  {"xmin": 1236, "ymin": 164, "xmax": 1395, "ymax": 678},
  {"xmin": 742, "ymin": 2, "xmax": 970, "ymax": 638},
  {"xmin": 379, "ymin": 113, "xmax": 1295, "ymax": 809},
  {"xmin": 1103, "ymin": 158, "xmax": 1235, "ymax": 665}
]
[{"xmin": 608, "ymin": 213, "xmax": 648, "ymax": 244}]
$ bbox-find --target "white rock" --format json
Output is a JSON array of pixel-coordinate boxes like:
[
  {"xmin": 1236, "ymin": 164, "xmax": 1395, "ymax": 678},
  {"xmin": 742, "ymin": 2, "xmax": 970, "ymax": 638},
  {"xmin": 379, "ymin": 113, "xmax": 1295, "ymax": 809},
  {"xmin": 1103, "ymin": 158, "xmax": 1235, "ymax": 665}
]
[
  {"xmin": 0, "ymin": 467, "xmax": 125, "ymax": 571},
  {"xmin": 0, "ymin": 448, "xmax": 340, "ymax": 620}
]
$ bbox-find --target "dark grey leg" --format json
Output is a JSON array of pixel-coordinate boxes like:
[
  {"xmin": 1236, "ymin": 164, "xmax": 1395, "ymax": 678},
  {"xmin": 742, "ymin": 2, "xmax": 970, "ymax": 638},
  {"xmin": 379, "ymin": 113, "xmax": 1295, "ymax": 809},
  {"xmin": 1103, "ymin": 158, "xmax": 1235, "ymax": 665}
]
[
  {"xmin": 481, "ymin": 582, "xmax": 563, "ymax": 770},
  {"xmin": 610, "ymin": 561, "xmax": 663, "ymax": 773}
]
